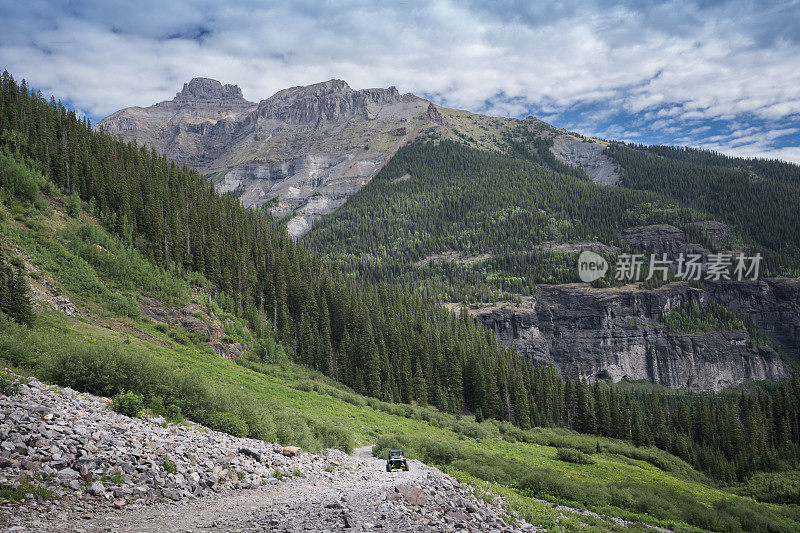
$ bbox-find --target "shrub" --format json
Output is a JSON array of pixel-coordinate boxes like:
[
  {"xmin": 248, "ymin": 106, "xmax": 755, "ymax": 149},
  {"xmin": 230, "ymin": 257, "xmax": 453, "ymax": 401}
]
[
  {"xmin": 38, "ymin": 340, "xmax": 169, "ymax": 399},
  {"xmin": 518, "ymin": 468, "xmax": 609, "ymax": 507},
  {"xmin": 311, "ymin": 420, "xmax": 354, "ymax": 454},
  {"xmin": 732, "ymin": 470, "xmax": 800, "ymax": 505},
  {"xmin": 0, "ymin": 370, "xmax": 20, "ymax": 396},
  {"xmin": 112, "ymin": 390, "xmax": 144, "ymax": 418},
  {"xmin": 162, "ymin": 456, "xmax": 177, "ymax": 474},
  {"xmin": 165, "ymin": 404, "xmax": 183, "ymax": 423},
  {"xmin": 168, "ymin": 328, "xmax": 190, "ymax": 345},
  {"xmin": 149, "ymin": 396, "xmax": 164, "ymax": 416},
  {"xmin": 555, "ymin": 447, "xmax": 595, "ymax": 465},
  {"xmin": 66, "ymin": 192, "xmax": 82, "ymax": 217},
  {"xmin": 0, "ymin": 481, "xmax": 52, "ymax": 502},
  {"xmin": 207, "ymin": 412, "xmax": 249, "ymax": 437}
]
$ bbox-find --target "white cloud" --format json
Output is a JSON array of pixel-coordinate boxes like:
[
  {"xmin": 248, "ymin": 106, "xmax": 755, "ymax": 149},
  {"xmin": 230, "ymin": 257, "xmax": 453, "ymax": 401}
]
[{"xmin": 0, "ymin": 0, "xmax": 798, "ymax": 162}]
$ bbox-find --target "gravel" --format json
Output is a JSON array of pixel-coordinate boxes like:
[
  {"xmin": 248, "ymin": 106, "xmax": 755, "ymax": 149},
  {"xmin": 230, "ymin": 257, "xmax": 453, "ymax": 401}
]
[{"xmin": 0, "ymin": 373, "xmax": 538, "ymax": 532}]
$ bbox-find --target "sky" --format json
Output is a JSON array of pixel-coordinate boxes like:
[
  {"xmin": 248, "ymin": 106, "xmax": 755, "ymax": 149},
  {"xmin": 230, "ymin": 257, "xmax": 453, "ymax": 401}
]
[{"xmin": 1, "ymin": 0, "xmax": 799, "ymax": 163}]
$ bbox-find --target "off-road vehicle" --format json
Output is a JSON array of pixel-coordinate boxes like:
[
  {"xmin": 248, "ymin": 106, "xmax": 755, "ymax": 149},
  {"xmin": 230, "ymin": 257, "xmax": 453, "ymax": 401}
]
[{"xmin": 386, "ymin": 449, "xmax": 409, "ymax": 472}]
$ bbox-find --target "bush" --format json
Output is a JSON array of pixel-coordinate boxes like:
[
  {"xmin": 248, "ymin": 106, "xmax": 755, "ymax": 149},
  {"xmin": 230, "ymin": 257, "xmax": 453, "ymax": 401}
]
[
  {"xmin": 66, "ymin": 192, "xmax": 81, "ymax": 216},
  {"xmin": 555, "ymin": 447, "xmax": 595, "ymax": 465},
  {"xmin": 311, "ymin": 420, "xmax": 354, "ymax": 454},
  {"xmin": 162, "ymin": 456, "xmax": 177, "ymax": 474},
  {"xmin": 0, "ymin": 481, "xmax": 52, "ymax": 502},
  {"xmin": 38, "ymin": 340, "xmax": 169, "ymax": 399},
  {"xmin": 165, "ymin": 404, "xmax": 183, "ymax": 423},
  {"xmin": 168, "ymin": 328, "xmax": 190, "ymax": 345},
  {"xmin": 0, "ymin": 370, "xmax": 20, "ymax": 396},
  {"xmin": 732, "ymin": 470, "xmax": 800, "ymax": 505},
  {"xmin": 112, "ymin": 390, "xmax": 145, "ymax": 417},
  {"xmin": 149, "ymin": 396, "xmax": 164, "ymax": 416},
  {"xmin": 206, "ymin": 412, "xmax": 249, "ymax": 437},
  {"xmin": 518, "ymin": 468, "xmax": 605, "ymax": 504}
]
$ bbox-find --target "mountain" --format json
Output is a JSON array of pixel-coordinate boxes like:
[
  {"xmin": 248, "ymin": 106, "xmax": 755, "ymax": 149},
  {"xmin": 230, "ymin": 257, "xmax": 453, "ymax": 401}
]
[
  {"xmin": 98, "ymin": 77, "xmax": 800, "ymax": 391},
  {"xmin": 97, "ymin": 78, "xmax": 440, "ymax": 236},
  {"xmin": 5, "ymin": 71, "xmax": 800, "ymax": 529},
  {"xmin": 303, "ymin": 139, "xmax": 800, "ymax": 388},
  {"xmin": 97, "ymin": 78, "xmax": 617, "ymax": 236}
]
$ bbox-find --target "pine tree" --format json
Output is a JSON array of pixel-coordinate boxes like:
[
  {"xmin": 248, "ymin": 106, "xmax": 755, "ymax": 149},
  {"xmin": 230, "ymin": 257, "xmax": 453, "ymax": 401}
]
[
  {"xmin": 0, "ymin": 249, "xmax": 34, "ymax": 326},
  {"xmin": 412, "ymin": 360, "xmax": 428, "ymax": 405}
]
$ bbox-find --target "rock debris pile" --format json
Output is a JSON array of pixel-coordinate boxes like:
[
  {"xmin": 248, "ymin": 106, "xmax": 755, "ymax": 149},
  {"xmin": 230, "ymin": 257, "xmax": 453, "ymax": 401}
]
[{"xmin": 0, "ymin": 374, "xmax": 536, "ymax": 532}]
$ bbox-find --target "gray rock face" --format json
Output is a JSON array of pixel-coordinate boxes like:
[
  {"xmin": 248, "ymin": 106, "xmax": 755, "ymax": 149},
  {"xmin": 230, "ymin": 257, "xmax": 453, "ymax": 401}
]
[
  {"xmin": 98, "ymin": 79, "xmax": 436, "ymax": 237},
  {"xmin": 477, "ymin": 281, "xmax": 795, "ymax": 391},
  {"xmin": 175, "ymin": 78, "xmax": 247, "ymax": 102},
  {"xmin": 620, "ymin": 224, "xmax": 712, "ymax": 261},
  {"xmin": 550, "ymin": 135, "xmax": 620, "ymax": 185}
]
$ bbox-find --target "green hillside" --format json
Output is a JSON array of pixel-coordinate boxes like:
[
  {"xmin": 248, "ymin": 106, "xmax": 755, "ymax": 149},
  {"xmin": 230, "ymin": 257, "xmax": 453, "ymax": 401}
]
[
  {"xmin": 0, "ymin": 71, "xmax": 544, "ymax": 424},
  {"xmin": 606, "ymin": 142, "xmax": 800, "ymax": 271},
  {"xmin": 1, "ymin": 192, "xmax": 798, "ymax": 532},
  {"xmin": 304, "ymin": 139, "xmax": 733, "ymax": 302}
]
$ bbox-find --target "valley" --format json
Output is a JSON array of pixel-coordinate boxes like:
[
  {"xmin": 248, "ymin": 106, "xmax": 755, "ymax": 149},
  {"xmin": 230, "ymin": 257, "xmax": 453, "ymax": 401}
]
[{"xmin": 2, "ymin": 67, "xmax": 800, "ymax": 533}]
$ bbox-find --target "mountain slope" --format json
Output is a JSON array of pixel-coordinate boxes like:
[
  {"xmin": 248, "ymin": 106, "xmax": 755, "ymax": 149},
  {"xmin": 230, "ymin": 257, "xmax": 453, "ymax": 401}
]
[
  {"xmin": 97, "ymin": 78, "xmax": 584, "ymax": 236},
  {"xmin": 303, "ymin": 139, "xmax": 798, "ymax": 387},
  {"xmin": 1, "ymin": 70, "xmax": 542, "ymax": 424},
  {"xmin": 606, "ymin": 142, "xmax": 800, "ymax": 267}
]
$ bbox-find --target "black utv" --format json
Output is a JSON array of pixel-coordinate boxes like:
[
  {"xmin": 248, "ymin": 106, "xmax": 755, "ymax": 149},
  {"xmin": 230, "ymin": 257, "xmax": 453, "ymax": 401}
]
[{"xmin": 386, "ymin": 449, "xmax": 409, "ymax": 472}]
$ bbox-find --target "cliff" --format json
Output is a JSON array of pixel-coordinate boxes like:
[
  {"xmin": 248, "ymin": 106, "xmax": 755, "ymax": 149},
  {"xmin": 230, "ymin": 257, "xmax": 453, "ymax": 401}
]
[{"xmin": 477, "ymin": 280, "xmax": 796, "ymax": 391}]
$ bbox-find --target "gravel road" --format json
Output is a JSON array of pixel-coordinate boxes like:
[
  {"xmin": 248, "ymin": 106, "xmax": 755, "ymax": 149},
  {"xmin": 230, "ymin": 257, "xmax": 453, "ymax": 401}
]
[
  {"xmin": 49, "ymin": 445, "xmax": 529, "ymax": 533},
  {"xmin": 2, "ymin": 376, "xmax": 534, "ymax": 533}
]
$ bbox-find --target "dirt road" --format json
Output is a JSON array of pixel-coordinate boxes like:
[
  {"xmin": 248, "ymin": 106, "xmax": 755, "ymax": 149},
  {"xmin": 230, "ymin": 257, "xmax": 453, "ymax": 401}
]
[{"xmin": 53, "ymin": 445, "xmax": 520, "ymax": 533}]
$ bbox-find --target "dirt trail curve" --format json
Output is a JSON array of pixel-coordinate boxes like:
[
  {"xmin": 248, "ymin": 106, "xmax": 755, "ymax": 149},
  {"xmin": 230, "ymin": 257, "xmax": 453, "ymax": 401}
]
[{"xmin": 49, "ymin": 445, "xmax": 524, "ymax": 533}]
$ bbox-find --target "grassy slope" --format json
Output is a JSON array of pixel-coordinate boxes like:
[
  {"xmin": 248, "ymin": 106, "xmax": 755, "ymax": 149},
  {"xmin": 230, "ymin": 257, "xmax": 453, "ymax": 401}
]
[{"xmin": 2, "ymin": 192, "xmax": 798, "ymax": 532}]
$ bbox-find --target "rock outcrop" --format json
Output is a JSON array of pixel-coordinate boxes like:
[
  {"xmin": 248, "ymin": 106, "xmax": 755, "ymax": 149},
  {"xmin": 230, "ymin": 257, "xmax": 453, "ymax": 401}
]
[
  {"xmin": 477, "ymin": 281, "xmax": 795, "ymax": 391},
  {"xmin": 139, "ymin": 296, "xmax": 248, "ymax": 360},
  {"xmin": 97, "ymin": 78, "xmax": 258, "ymax": 169},
  {"xmin": 620, "ymin": 223, "xmax": 712, "ymax": 261},
  {"xmin": 550, "ymin": 135, "xmax": 621, "ymax": 185}
]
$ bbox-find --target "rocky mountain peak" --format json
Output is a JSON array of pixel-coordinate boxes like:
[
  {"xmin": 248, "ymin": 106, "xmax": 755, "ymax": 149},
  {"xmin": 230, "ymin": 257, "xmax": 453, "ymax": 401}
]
[
  {"xmin": 256, "ymin": 79, "xmax": 409, "ymax": 125},
  {"xmin": 175, "ymin": 77, "xmax": 248, "ymax": 102}
]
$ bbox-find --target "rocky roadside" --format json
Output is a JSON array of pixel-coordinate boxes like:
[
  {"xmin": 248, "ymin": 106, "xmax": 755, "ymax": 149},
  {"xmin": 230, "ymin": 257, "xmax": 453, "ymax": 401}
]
[{"xmin": 0, "ymin": 373, "xmax": 537, "ymax": 532}]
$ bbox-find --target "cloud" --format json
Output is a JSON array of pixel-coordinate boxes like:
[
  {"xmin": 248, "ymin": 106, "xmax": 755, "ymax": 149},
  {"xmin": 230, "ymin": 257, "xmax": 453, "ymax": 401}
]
[{"xmin": 0, "ymin": 0, "xmax": 798, "ymax": 162}]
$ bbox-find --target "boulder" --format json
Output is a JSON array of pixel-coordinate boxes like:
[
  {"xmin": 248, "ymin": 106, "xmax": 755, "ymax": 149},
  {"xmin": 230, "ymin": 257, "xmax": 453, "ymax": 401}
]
[
  {"xmin": 238, "ymin": 447, "xmax": 261, "ymax": 462},
  {"xmin": 396, "ymin": 484, "xmax": 427, "ymax": 506},
  {"xmin": 282, "ymin": 446, "xmax": 302, "ymax": 457},
  {"xmin": 88, "ymin": 481, "xmax": 105, "ymax": 497}
]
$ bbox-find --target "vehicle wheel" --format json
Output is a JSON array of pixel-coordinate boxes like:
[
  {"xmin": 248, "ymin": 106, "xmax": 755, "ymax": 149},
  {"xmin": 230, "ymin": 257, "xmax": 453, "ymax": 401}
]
[
  {"xmin": 403, "ymin": 464, "xmax": 409, "ymax": 471},
  {"xmin": 386, "ymin": 465, "xmax": 391, "ymax": 472}
]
